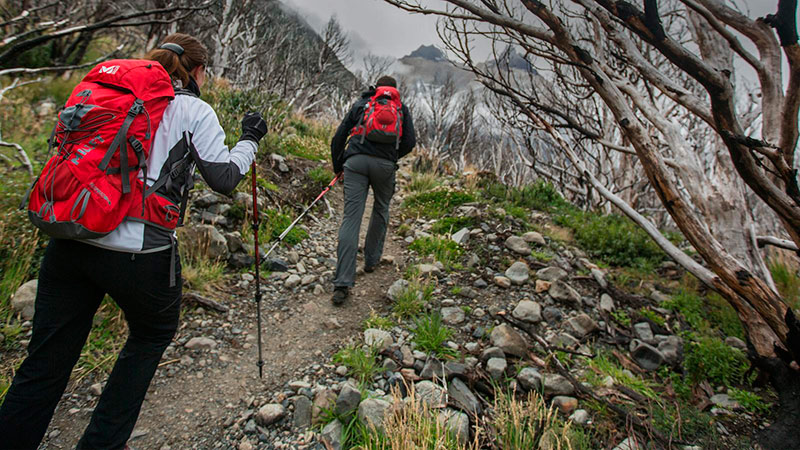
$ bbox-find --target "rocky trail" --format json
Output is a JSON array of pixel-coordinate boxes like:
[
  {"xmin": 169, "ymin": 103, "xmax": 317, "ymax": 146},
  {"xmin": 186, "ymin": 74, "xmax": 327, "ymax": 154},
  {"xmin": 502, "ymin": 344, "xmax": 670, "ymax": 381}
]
[{"xmin": 41, "ymin": 184, "xmax": 406, "ymax": 449}]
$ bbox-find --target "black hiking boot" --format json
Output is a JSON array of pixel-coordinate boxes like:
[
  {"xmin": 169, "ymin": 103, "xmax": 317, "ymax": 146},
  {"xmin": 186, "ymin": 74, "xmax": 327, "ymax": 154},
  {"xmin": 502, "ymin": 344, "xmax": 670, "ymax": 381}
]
[
  {"xmin": 332, "ymin": 286, "xmax": 349, "ymax": 306},
  {"xmin": 364, "ymin": 264, "xmax": 376, "ymax": 273}
]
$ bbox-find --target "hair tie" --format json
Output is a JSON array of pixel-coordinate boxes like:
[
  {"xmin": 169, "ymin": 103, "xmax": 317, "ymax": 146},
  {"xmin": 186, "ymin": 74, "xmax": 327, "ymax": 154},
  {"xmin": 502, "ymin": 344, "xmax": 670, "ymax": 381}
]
[{"xmin": 159, "ymin": 43, "xmax": 184, "ymax": 56}]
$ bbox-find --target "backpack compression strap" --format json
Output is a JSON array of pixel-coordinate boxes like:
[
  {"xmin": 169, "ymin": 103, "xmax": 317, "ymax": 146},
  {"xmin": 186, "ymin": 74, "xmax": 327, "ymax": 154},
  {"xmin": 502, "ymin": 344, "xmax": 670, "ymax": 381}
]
[{"xmin": 98, "ymin": 99, "xmax": 145, "ymax": 194}]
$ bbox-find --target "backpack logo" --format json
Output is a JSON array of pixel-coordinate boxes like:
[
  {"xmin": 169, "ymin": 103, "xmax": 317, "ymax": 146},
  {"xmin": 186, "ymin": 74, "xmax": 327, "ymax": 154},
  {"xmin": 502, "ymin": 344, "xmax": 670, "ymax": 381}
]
[{"xmin": 99, "ymin": 65, "xmax": 119, "ymax": 75}]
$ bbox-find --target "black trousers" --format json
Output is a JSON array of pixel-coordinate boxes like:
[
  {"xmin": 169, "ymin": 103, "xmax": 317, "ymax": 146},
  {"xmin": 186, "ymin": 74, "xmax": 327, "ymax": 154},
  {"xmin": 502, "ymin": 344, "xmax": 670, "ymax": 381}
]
[{"xmin": 0, "ymin": 239, "xmax": 181, "ymax": 450}]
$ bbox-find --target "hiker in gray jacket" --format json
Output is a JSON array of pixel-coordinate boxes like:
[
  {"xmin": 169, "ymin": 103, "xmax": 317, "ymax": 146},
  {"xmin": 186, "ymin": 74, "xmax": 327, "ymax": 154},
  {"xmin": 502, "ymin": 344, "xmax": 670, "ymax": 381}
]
[{"xmin": 330, "ymin": 75, "xmax": 416, "ymax": 305}]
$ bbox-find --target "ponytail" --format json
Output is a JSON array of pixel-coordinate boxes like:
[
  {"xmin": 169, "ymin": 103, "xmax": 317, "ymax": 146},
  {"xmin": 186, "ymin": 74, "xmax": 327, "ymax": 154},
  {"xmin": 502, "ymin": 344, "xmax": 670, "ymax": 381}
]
[{"xmin": 145, "ymin": 33, "xmax": 208, "ymax": 87}]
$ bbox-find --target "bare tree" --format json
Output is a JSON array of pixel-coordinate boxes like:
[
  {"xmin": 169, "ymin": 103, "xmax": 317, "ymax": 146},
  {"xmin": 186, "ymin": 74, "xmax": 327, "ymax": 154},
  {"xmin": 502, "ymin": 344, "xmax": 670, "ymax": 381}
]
[{"xmin": 382, "ymin": 0, "xmax": 800, "ymax": 442}]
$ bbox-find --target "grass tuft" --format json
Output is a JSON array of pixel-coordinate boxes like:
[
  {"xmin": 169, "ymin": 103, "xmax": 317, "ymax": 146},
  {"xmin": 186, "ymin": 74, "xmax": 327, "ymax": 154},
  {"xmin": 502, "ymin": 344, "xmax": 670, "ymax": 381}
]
[
  {"xmin": 333, "ymin": 344, "xmax": 382, "ymax": 385},
  {"xmin": 412, "ymin": 313, "xmax": 458, "ymax": 359}
]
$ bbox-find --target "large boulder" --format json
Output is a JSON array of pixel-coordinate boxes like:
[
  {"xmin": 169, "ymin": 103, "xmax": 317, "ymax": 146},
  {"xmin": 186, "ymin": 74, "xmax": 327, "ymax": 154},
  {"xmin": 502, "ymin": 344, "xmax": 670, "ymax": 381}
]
[
  {"xmin": 11, "ymin": 279, "xmax": 37, "ymax": 320},
  {"xmin": 335, "ymin": 382, "xmax": 362, "ymax": 416},
  {"xmin": 505, "ymin": 261, "xmax": 530, "ymax": 285},
  {"xmin": 490, "ymin": 324, "xmax": 528, "ymax": 358},
  {"xmin": 415, "ymin": 381, "xmax": 447, "ymax": 408},
  {"xmin": 358, "ymin": 398, "xmax": 392, "ymax": 433},
  {"xmin": 321, "ymin": 419, "xmax": 343, "ymax": 450},
  {"xmin": 437, "ymin": 408, "xmax": 470, "ymax": 445},
  {"xmin": 448, "ymin": 377, "xmax": 481, "ymax": 415},
  {"xmin": 512, "ymin": 300, "xmax": 542, "ymax": 323}
]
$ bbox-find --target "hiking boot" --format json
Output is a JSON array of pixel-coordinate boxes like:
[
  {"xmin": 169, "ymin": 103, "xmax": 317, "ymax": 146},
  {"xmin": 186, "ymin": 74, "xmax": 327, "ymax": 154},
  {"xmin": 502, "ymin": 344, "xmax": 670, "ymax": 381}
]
[
  {"xmin": 332, "ymin": 287, "xmax": 350, "ymax": 306},
  {"xmin": 364, "ymin": 264, "xmax": 376, "ymax": 273}
]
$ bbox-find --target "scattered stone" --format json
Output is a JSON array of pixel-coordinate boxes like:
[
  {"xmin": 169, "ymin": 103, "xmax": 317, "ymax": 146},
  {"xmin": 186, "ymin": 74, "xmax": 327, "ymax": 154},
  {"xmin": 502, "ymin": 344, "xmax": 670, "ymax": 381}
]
[
  {"xmin": 505, "ymin": 236, "xmax": 532, "ymax": 255},
  {"xmin": 490, "ymin": 324, "xmax": 528, "ymax": 358},
  {"xmin": 552, "ymin": 332, "xmax": 580, "ymax": 348},
  {"xmin": 710, "ymin": 394, "xmax": 740, "ymax": 410},
  {"xmin": 536, "ymin": 266, "xmax": 568, "ymax": 282},
  {"xmin": 312, "ymin": 389, "xmax": 337, "ymax": 425},
  {"xmin": 358, "ymin": 398, "xmax": 392, "ymax": 433},
  {"xmin": 518, "ymin": 367, "xmax": 542, "ymax": 391},
  {"xmin": 473, "ymin": 279, "xmax": 488, "ymax": 289},
  {"xmin": 270, "ymin": 153, "xmax": 289, "ymax": 173},
  {"xmin": 255, "ymin": 404, "xmax": 285, "ymax": 426},
  {"xmin": 89, "ymin": 383, "xmax": 104, "ymax": 396},
  {"xmin": 420, "ymin": 358, "xmax": 445, "ymax": 380},
  {"xmin": 444, "ymin": 361, "xmax": 467, "ymax": 379},
  {"xmin": 725, "ymin": 336, "xmax": 747, "ymax": 350},
  {"xmin": 11, "ymin": 279, "xmax": 37, "ymax": 320},
  {"xmin": 535, "ymin": 279, "xmax": 551, "ymax": 293},
  {"xmin": 543, "ymin": 306, "xmax": 563, "ymax": 323},
  {"xmin": 600, "ymin": 294, "xmax": 615, "ymax": 312},
  {"xmin": 613, "ymin": 437, "xmax": 644, "ymax": 450},
  {"xmin": 335, "ymin": 382, "xmax": 362, "ymax": 416},
  {"xmin": 415, "ymin": 380, "xmax": 447, "ymax": 408},
  {"xmin": 314, "ymin": 284, "xmax": 326, "ymax": 296},
  {"xmin": 505, "ymin": 261, "xmax": 530, "ymax": 285},
  {"xmin": 565, "ymin": 314, "xmax": 599, "ymax": 339},
  {"xmin": 570, "ymin": 409, "xmax": 591, "ymax": 426},
  {"xmin": 184, "ymin": 337, "xmax": 217, "ymax": 350},
  {"xmin": 512, "ymin": 300, "xmax": 542, "ymax": 323},
  {"xmin": 418, "ymin": 264, "xmax": 441, "ymax": 276},
  {"xmin": 494, "ymin": 276, "xmax": 511, "ymax": 289},
  {"xmin": 487, "ymin": 357, "xmax": 507, "ymax": 380},
  {"xmin": 630, "ymin": 339, "xmax": 665, "ymax": 371},
  {"xmin": 522, "ymin": 231, "xmax": 546, "ymax": 245},
  {"xmin": 183, "ymin": 225, "xmax": 229, "ymax": 261},
  {"xmin": 650, "ymin": 290, "xmax": 670, "ymax": 303},
  {"xmin": 552, "ymin": 396, "xmax": 578, "ymax": 414},
  {"xmin": 321, "ymin": 419, "xmax": 343, "ymax": 450},
  {"xmin": 441, "ymin": 307, "xmax": 465, "ymax": 325},
  {"xmin": 549, "ymin": 280, "xmax": 581, "ymax": 305},
  {"xmin": 364, "ymin": 329, "xmax": 393, "ymax": 352},
  {"xmin": 543, "ymin": 373, "xmax": 574, "ymax": 396},
  {"xmin": 448, "ymin": 378, "xmax": 481, "ymax": 415},
  {"xmin": 481, "ymin": 347, "xmax": 505, "ymax": 362},
  {"xmin": 383, "ymin": 358, "xmax": 399, "ymax": 372},
  {"xmin": 437, "ymin": 408, "xmax": 470, "ymax": 445},
  {"xmin": 292, "ymin": 396, "xmax": 312, "ymax": 429},
  {"xmin": 284, "ymin": 275, "xmax": 302, "ymax": 289},
  {"xmin": 301, "ymin": 274, "xmax": 316, "ymax": 286},
  {"xmin": 387, "ymin": 279, "xmax": 410, "ymax": 301},
  {"xmin": 451, "ymin": 228, "xmax": 470, "ymax": 245},
  {"xmin": 633, "ymin": 322, "xmax": 654, "ymax": 343},
  {"xmin": 466, "ymin": 254, "xmax": 481, "ymax": 268},
  {"xmin": 657, "ymin": 336, "xmax": 682, "ymax": 366}
]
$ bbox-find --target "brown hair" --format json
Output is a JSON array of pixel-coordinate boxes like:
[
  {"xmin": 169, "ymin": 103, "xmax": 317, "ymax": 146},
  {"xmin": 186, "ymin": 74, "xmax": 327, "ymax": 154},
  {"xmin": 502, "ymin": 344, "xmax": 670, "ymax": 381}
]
[
  {"xmin": 144, "ymin": 33, "xmax": 208, "ymax": 87},
  {"xmin": 375, "ymin": 75, "xmax": 397, "ymax": 88}
]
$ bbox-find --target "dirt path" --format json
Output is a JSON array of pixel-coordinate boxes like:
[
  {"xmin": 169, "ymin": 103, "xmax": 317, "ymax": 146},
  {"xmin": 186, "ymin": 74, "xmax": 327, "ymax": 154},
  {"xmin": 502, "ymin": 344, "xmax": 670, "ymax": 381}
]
[{"xmin": 42, "ymin": 191, "xmax": 407, "ymax": 449}]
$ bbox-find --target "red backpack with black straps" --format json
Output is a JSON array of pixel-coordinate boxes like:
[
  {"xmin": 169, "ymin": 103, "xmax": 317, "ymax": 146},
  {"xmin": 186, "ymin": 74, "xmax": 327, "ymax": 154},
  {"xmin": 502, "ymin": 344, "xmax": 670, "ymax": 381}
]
[
  {"xmin": 26, "ymin": 59, "xmax": 180, "ymax": 239},
  {"xmin": 350, "ymin": 86, "xmax": 404, "ymax": 149}
]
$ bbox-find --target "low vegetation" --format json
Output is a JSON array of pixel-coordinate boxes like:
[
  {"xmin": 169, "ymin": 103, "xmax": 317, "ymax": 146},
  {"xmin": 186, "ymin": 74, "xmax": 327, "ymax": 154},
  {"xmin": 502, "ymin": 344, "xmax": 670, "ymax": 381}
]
[{"xmin": 333, "ymin": 344, "xmax": 381, "ymax": 386}]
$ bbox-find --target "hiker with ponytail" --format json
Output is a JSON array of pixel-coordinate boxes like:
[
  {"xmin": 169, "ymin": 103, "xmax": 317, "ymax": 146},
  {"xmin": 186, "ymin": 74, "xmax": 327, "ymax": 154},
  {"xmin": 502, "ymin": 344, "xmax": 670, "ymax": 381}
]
[{"xmin": 0, "ymin": 33, "xmax": 267, "ymax": 449}]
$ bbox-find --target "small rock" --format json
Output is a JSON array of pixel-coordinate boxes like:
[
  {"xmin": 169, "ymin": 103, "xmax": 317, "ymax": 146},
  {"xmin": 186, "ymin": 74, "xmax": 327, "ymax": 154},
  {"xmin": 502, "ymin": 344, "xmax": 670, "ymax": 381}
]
[
  {"xmin": 473, "ymin": 279, "xmax": 488, "ymax": 289},
  {"xmin": 650, "ymin": 290, "xmax": 670, "ymax": 303},
  {"xmin": 657, "ymin": 336, "xmax": 682, "ymax": 366},
  {"xmin": 549, "ymin": 280, "xmax": 581, "ymax": 305},
  {"xmin": 710, "ymin": 393, "xmax": 740, "ymax": 410},
  {"xmin": 292, "ymin": 396, "xmax": 312, "ymax": 429},
  {"xmin": 284, "ymin": 274, "xmax": 302, "ymax": 289},
  {"xmin": 522, "ymin": 231, "xmax": 546, "ymax": 245},
  {"xmin": 466, "ymin": 254, "xmax": 481, "ymax": 268},
  {"xmin": 481, "ymin": 347, "xmax": 506, "ymax": 362},
  {"xmin": 633, "ymin": 322, "xmax": 654, "ymax": 343},
  {"xmin": 357, "ymin": 398, "xmax": 392, "ymax": 433},
  {"xmin": 184, "ymin": 337, "xmax": 217, "ymax": 350},
  {"xmin": 543, "ymin": 306, "xmax": 563, "ymax": 323},
  {"xmin": 255, "ymin": 404, "xmax": 285, "ymax": 426},
  {"xmin": 437, "ymin": 408, "xmax": 470, "ymax": 445},
  {"xmin": 505, "ymin": 236, "xmax": 532, "ymax": 255},
  {"xmin": 415, "ymin": 380, "xmax": 447, "ymax": 408},
  {"xmin": 517, "ymin": 367, "xmax": 542, "ymax": 391},
  {"xmin": 565, "ymin": 314, "xmax": 599, "ymax": 339},
  {"xmin": 420, "ymin": 357, "xmax": 445, "ymax": 380},
  {"xmin": 312, "ymin": 389, "xmax": 337, "ymax": 425},
  {"xmin": 600, "ymin": 294, "xmax": 615, "ymax": 312},
  {"xmin": 451, "ymin": 228, "xmax": 470, "ymax": 245},
  {"xmin": 494, "ymin": 276, "xmax": 511, "ymax": 289},
  {"xmin": 301, "ymin": 275, "xmax": 316, "ymax": 286},
  {"xmin": 321, "ymin": 419, "xmax": 343, "ymax": 450},
  {"xmin": 89, "ymin": 383, "xmax": 103, "ymax": 396},
  {"xmin": 364, "ymin": 328, "xmax": 393, "ymax": 351},
  {"xmin": 11, "ymin": 279, "xmax": 37, "ymax": 320},
  {"xmin": 387, "ymin": 279, "xmax": 410, "ymax": 301},
  {"xmin": 570, "ymin": 409, "xmax": 591, "ymax": 425},
  {"xmin": 335, "ymin": 382, "xmax": 362, "ymax": 416},
  {"xmin": 505, "ymin": 261, "xmax": 530, "ymax": 285},
  {"xmin": 535, "ymin": 279, "xmax": 551, "ymax": 293},
  {"xmin": 552, "ymin": 396, "xmax": 578, "ymax": 414},
  {"xmin": 418, "ymin": 263, "xmax": 441, "ymax": 276},
  {"xmin": 629, "ymin": 339, "xmax": 665, "ymax": 371},
  {"xmin": 441, "ymin": 307, "xmax": 465, "ymax": 325},
  {"xmin": 335, "ymin": 365, "xmax": 348, "ymax": 376},
  {"xmin": 512, "ymin": 300, "xmax": 542, "ymax": 323},
  {"xmin": 725, "ymin": 336, "xmax": 747, "ymax": 350},
  {"xmin": 487, "ymin": 357, "xmax": 507, "ymax": 380},
  {"xmin": 543, "ymin": 373, "xmax": 574, "ymax": 396},
  {"xmin": 613, "ymin": 437, "xmax": 644, "ymax": 450},
  {"xmin": 490, "ymin": 324, "xmax": 528, "ymax": 358},
  {"xmin": 536, "ymin": 266, "xmax": 568, "ymax": 282}
]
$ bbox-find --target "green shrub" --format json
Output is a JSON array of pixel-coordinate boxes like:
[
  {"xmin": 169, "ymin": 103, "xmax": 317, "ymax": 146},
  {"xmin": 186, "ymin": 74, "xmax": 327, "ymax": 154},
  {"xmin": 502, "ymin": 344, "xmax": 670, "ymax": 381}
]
[
  {"xmin": 412, "ymin": 313, "xmax": 458, "ymax": 359},
  {"xmin": 430, "ymin": 216, "xmax": 475, "ymax": 235},
  {"xmin": 407, "ymin": 172, "xmax": 442, "ymax": 193},
  {"xmin": 586, "ymin": 353, "xmax": 659, "ymax": 401},
  {"xmin": 638, "ymin": 308, "xmax": 666, "ymax": 327},
  {"xmin": 402, "ymin": 190, "xmax": 475, "ymax": 218},
  {"xmin": 259, "ymin": 208, "xmax": 308, "ymax": 246},
  {"xmin": 728, "ymin": 388, "xmax": 769, "ymax": 414},
  {"xmin": 363, "ymin": 311, "xmax": 394, "ymax": 331},
  {"xmin": 663, "ymin": 290, "xmax": 708, "ymax": 333},
  {"xmin": 652, "ymin": 402, "xmax": 717, "ymax": 444},
  {"xmin": 409, "ymin": 236, "xmax": 462, "ymax": 269},
  {"xmin": 555, "ymin": 210, "xmax": 665, "ymax": 268},
  {"xmin": 684, "ymin": 334, "xmax": 749, "ymax": 387},
  {"xmin": 307, "ymin": 166, "xmax": 335, "ymax": 188},
  {"xmin": 610, "ymin": 310, "xmax": 631, "ymax": 327},
  {"xmin": 281, "ymin": 134, "xmax": 328, "ymax": 160},
  {"xmin": 770, "ymin": 259, "xmax": 800, "ymax": 309},
  {"xmin": 333, "ymin": 344, "xmax": 381, "ymax": 385},
  {"xmin": 393, "ymin": 284, "xmax": 426, "ymax": 320},
  {"xmin": 481, "ymin": 180, "xmax": 570, "ymax": 212}
]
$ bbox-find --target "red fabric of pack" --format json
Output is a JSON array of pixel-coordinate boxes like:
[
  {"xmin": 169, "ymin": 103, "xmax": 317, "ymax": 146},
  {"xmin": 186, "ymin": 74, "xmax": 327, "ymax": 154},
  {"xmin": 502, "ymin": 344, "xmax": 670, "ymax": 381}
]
[
  {"xmin": 351, "ymin": 86, "xmax": 404, "ymax": 149},
  {"xmin": 27, "ymin": 59, "xmax": 175, "ymax": 239}
]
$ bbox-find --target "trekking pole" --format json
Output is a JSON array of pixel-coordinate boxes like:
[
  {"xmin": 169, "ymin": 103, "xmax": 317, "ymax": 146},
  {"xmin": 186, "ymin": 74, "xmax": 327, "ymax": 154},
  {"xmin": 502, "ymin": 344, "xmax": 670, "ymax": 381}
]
[
  {"xmin": 258, "ymin": 173, "xmax": 343, "ymax": 266},
  {"xmin": 250, "ymin": 161, "xmax": 264, "ymax": 378}
]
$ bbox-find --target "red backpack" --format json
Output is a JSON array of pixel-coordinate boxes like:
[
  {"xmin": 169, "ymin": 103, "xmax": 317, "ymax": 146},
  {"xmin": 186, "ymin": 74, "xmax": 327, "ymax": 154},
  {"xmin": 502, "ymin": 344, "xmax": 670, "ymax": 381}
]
[
  {"xmin": 350, "ymin": 86, "xmax": 404, "ymax": 149},
  {"xmin": 26, "ymin": 59, "xmax": 178, "ymax": 239}
]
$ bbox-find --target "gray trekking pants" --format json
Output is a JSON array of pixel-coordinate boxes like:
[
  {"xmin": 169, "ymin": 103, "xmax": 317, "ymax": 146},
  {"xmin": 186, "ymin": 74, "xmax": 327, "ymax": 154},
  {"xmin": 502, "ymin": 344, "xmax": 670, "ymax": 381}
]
[{"xmin": 333, "ymin": 154, "xmax": 397, "ymax": 288}]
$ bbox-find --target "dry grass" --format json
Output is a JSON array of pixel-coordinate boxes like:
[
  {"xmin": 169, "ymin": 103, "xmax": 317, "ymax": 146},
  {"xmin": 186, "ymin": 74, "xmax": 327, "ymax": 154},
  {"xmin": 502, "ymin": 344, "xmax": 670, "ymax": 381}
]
[
  {"xmin": 492, "ymin": 390, "xmax": 574, "ymax": 450},
  {"xmin": 177, "ymin": 228, "xmax": 226, "ymax": 292}
]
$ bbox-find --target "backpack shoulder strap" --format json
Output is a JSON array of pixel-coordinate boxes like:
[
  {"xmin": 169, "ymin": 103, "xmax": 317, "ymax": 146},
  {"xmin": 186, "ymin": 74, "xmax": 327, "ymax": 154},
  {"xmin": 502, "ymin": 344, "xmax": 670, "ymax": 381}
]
[{"xmin": 175, "ymin": 88, "xmax": 198, "ymax": 98}]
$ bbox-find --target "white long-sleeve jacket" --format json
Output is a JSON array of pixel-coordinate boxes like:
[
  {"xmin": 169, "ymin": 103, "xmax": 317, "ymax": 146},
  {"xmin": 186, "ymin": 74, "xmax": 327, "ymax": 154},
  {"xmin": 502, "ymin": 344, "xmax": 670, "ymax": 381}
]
[{"xmin": 86, "ymin": 92, "xmax": 255, "ymax": 254}]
